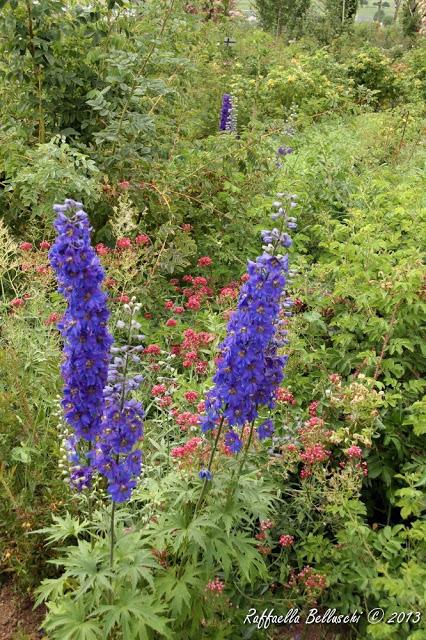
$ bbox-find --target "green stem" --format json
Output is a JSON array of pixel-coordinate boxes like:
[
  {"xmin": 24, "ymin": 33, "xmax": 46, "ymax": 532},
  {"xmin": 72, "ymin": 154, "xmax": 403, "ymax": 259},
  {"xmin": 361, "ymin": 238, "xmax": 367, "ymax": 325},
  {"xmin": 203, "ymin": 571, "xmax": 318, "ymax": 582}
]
[
  {"xmin": 194, "ymin": 416, "xmax": 225, "ymax": 515},
  {"xmin": 110, "ymin": 500, "xmax": 116, "ymax": 568},
  {"xmin": 226, "ymin": 419, "xmax": 256, "ymax": 504}
]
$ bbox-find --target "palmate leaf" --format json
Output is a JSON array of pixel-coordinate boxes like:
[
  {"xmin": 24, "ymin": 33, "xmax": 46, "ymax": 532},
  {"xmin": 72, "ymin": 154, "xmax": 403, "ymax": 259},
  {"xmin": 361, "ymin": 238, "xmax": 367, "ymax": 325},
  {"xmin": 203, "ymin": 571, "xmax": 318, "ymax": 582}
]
[
  {"xmin": 33, "ymin": 512, "xmax": 91, "ymax": 544},
  {"xmin": 155, "ymin": 565, "xmax": 201, "ymax": 619},
  {"xmin": 34, "ymin": 575, "xmax": 67, "ymax": 608},
  {"xmin": 97, "ymin": 589, "xmax": 172, "ymax": 640},
  {"xmin": 43, "ymin": 598, "xmax": 102, "ymax": 640}
]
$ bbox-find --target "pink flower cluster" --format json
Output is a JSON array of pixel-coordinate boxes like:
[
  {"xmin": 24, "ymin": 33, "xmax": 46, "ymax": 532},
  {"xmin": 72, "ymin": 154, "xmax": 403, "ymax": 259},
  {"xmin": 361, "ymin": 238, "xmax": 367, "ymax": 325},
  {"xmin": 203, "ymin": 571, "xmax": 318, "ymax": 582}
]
[
  {"xmin": 287, "ymin": 566, "xmax": 327, "ymax": 598},
  {"xmin": 279, "ymin": 534, "xmax": 294, "ymax": 548},
  {"xmin": 300, "ymin": 443, "xmax": 331, "ymax": 465},
  {"xmin": 171, "ymin": 436, "xmax": 202, "ymax": 459},
  {"xmin": 276, "ymin": 387, "xmax": 296, "ymax": 404},
  {"xmin": 205, "ymin": 577, "xmax": 224, "ymax": 594},
  {"xmin": 170, "ymin": 328, "xmax": 214, "ymax": 374},
  {"xmin": 346, "ymin": 445, "xmax": 362, "ymax": 458},
  {"xmin": 172, "ymin": 410, "xmax": 200, "ymax": 431},
  {"xmin": 96, "ymin": 234, "xmax": 150, "ymax": 257}
]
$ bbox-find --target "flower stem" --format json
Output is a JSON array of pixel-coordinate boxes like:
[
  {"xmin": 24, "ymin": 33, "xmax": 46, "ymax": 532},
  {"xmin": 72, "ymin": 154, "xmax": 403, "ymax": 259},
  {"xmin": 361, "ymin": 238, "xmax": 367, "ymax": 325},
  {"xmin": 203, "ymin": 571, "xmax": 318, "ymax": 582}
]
[
  {"xmin": 194, "ymin": 416, "xmax": 225, "ymax": 515},
  {"xmin": 109, "ymin": 500, "xmax": 116, "ymax": 568},
  {"xmin": 227, "ymin": 419, "xmax": 256, "ymax": 503}
]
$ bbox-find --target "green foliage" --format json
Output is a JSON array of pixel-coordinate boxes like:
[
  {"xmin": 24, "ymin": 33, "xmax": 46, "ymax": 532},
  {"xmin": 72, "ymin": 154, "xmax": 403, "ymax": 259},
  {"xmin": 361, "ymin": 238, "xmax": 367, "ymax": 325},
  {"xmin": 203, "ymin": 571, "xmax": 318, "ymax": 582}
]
[
  {"xmin": 0, "ymin": 4, "xmax": 426, "ymax": 638},
  {"xmin": 254, "ymin": 0, "xmax": 312, "ymax": 36}
]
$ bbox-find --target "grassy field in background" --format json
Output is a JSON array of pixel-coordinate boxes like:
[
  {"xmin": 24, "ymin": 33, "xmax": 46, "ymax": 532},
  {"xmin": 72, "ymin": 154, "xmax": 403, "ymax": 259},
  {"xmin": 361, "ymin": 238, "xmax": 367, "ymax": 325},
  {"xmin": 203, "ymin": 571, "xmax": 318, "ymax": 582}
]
[{"xmin": 237, "ymin": 0, "xmax": 397, "ymax": 22}]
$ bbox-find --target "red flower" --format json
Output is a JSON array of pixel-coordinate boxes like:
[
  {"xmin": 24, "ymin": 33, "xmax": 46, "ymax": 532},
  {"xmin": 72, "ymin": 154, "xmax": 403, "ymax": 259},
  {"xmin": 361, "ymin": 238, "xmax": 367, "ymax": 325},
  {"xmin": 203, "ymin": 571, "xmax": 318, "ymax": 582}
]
[
  {"xmin": 193, "ymin": 276, "xmax": 207, "ymax": 286},
  {"xmin": 195, "ymin": 361, "xmax": 208, "ymax": 374},
  {"xmin": 96, "ymin": 243, "xmax": 109, "ymax": 256},
  {"xmin": 279, "ymin": 534, "xmax": 295, "ymax": 548},
  {"xmin": 173, "ymin": 306, "xmax": 184, "ymax": 314},
  {"xmin": 197, "ymin": 256, "xmax": 212, "ymax": 267},
  {"xmin": 118, "ymin": 180, "xmax": 130, "ymax": 190},
  {"xmin": 159, "ymin": 396, "xmax": 173, "ymax": 407},
  {"xmin": 11, "ymin": 298, "xmax": 25, "ymax": 308},
  {"xmin": 182, "ymin": 224, "xmax": 192, "ymax": 233},
  {"xmin": 152, "ymin": 384, "xmax": 167, "ymax": 396},
  {"xmin": 276, "ymin": 388, "xmax": 296, "ymax": 404},
  {"xmin": 240, "ymin": 273, "xmax": 249, "ymax": 282},
  {"xmin": 144, "ymin": 312, "xmax": 153, "ymax": 319},
  {"xmin": 184, "ymin": 390, "xmax": 199, "ymax": 403},
  {"xmin": 116, "ymin": 237, "xmax": 132, "ymax": 250},
  {"xmin": 45, "ymin": 312, "xmax": 62, "ymax": 326},
  {"xmin": 39, "ymin": 240, "xmax": 51, "ymax": 250},
  {"xmin": 19, "ymin": 242, "xmax": 33, "ymax": 251},
  {"xmin": 166, "ymin": 318, "xmax": 177, "ymax": 327},
  {"xmin": 164, "ymin": 300, "xmax": 174, "ymax": 309},
  {"xmin": 346, "ymin": 445, "xmax": 363, "ymax": 459},
  {"xmin": 115, "ymin": 294, "xmax": 130, "ymax": 303},
  {"xmin": 135, "ymin": 234, "xmax": 150, "ymax": 245},
  {"xmin": 186, "ymin": 296, "xmax": 201, "ymax": 311},
  {"xmin": 308, "ymin": 401, "xmax": 319, "ymax": 417},
  {"xmin": 144, "ymin": 344, "xmax": 161, "ymax": 355}
]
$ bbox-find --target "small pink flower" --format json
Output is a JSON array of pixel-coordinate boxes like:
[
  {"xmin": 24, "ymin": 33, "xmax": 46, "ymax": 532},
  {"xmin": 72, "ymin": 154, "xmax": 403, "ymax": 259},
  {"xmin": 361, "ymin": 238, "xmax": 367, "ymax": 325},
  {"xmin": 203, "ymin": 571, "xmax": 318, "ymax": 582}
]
[
  {"xmin": 182, "ymin": 223, "xmax": 192, "ymax": 232},
  {"xmin": 39, "ymin": 240, "xmax": 51, "ymax": 250},
  {"xmin": 173, "ymin": 306, "xmax": 184, "ymax": 314},
  {"xmin": 279, "ymin": 534, "xmax": 294, "ymax": 548},
  {"xmin": 159, "ymin": 396, "xmax": 172, "ymax": 407},
  {"xmin": 164, "ymin": 300, "xmax": 174, "ymax": 309},
  {"xmin": 166, "ymin": 318, "xmax": 177, "ymax": 327},
  {"xmin": 182, "ymin": 275, "xmax": 193, "ymax": 283},
  {"xmin": 346, "ymin": 445, "xmax": 363, "ymax": 459},
  {"xmin": 152, "ymin": 384, "xmax": 167, "ymax": 396},
  {"xmin": 11, "ymin": 298, "xmax": 25, "ymax": 308},
  {"xmin": 45, "ymin": 312, "xmax": 62, "ymax": 326},
  {"xmin": 193, "ymin": 276, "xmax": 207, "ymax": 286},
  {"xmin": 186, "ymin": 296, "xmax": 201, "ymax": 311},
  {"xmin": 240, "ymin": 273, "xmax": 249, "ymax": 282},
  {"xmin": 118, "ymin": 180, "xmax": 130, "ymax": 190},
  {"xmin": 20, "ymin": 242, "xmax": 33, "ymax": 251},
  {"xmin": 144, "ymin": 312, "xmax": 153, "ymax": 319},
  {"xmin": 276, "ymin": 388, "xmax": 296, "ymax": 404},
  {"xmin": 206, "ymin": 578, "xmax": 224, "ymax": 594},
  {"xmin": 96, "ymin": 243, "xmax": 109, "ymax": 256},
  {"xmin": 144, "ymin": 344, "xmax": 161, "ymax": 355},
  {"xmin": 197, "ymin": 256, "xmax": 212, "ymax": 267},
  {"xmin": 184, "ymin": 391, "xmax": 199, "ymax": 403},
  {"xmin": 260, "ymin": 519, "xmax": 274, "ymax": 531},
  {"xmin": 195, "ymin": 361, "xmax": 208, "ymax": 375},
  {"xmin": 116, "ymin": 237, "xmax": 132, "ymax": 250},
  {"xmin": 115, "ymin": 294, "xmax": 130, "ymax": 303},
  {"xmin": 309, "ymin": 401, "xmax": 319, "ymax": 417},
  {"xmin": 135, "ymin": 234, "xmax": 149, "ymax": 245}
]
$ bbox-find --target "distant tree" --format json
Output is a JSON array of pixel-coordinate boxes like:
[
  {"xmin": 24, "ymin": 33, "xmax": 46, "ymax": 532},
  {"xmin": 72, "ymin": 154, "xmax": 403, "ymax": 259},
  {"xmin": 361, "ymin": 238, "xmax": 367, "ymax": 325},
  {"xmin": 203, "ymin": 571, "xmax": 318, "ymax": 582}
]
[
  {"xmin": 324, "ymin": 0, "xmax": 359, "ymax": 25},
  {"xmin": 401, "ymin": 0, "xmax": 421, "ymax": 33},
  {"xmin": 254, "ymin": 0, "xmax": 312, "ymax": 36}
]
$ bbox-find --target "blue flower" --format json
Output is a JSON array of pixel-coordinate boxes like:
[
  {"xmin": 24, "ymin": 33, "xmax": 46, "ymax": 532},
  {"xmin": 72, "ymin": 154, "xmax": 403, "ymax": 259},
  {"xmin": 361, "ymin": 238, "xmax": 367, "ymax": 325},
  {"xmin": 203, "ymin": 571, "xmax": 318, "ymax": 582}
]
[
  {"xmin": 203, "ymin": 251, "xmax": 290, "ymax": 428},
  {"xmin": 199, "ymin": 469, "xmax": 213, "ymax": 481},
  {"xmin": 224, "ymin": 430, "xmax": 243, "ymax": 454},
  {"xmin": 49, "ymin": 200, "xmax": 113, "ymax": 445},
  {"xmin": 219, "ymin": 93, "xmax": 237, "ymax": 132},
  {"xmin": 257, "ymin": 419, "xmax": 275, "ymax": 440}
]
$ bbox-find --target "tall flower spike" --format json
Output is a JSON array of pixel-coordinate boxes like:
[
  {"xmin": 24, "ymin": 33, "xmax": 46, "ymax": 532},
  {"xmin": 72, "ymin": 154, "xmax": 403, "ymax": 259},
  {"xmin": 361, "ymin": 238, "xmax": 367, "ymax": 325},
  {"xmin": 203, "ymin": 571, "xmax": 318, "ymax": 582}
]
[
  {"xmin": 49, "ymin": 200, "xmax": 113, "ymax": 446},
  {"xmin": 219, "ymin": 93, "xmax": 237, "ymax": 132},
  {"xmin": 91, "ymin": 303, "xmax": 145, "ymax": 503},
  {"xmin": 201, "ymin": 202, "xmax": 293, "ymax": 433}
]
